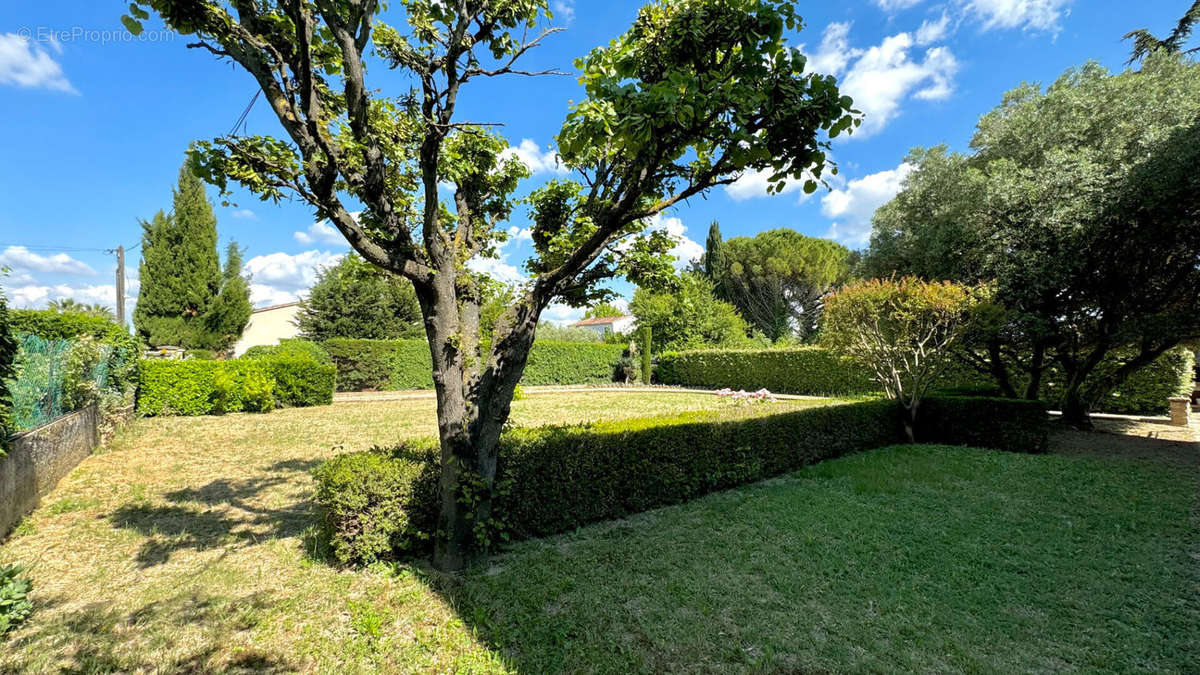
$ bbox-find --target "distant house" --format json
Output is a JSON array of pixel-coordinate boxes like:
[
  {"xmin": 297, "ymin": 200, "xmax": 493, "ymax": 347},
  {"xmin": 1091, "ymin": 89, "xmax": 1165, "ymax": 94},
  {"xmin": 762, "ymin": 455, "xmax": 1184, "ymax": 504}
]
[
  {"xmin": 570, "ymin": 315, "xmax": 637, "ymax": 338},
  {"xmin": 232, "ymin": 302, "xmax": 302, "ymax": 357}
]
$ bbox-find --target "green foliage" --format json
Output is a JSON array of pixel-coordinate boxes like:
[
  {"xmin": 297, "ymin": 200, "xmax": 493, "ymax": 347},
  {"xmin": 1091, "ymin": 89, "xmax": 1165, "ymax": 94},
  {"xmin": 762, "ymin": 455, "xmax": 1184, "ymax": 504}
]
[
  {"xmin": 1124, "ymin": 1, "xmax": 1200, "ymax": 63},
  {"xmin": 0, "ymin": 290, "xmax": 16, "ymax": 449},
  {"xmin": 822, "ymin": 278, "xmax": 988, "ymax": 438},
  {"xmin": 46, "ymin": 299, "xmax": 115, "ymax": 321},
  {"xmin": 658, "ymin": 345, "xmax": 1191, "ymax": 416},
  {"xmin": 534, "ymin": 322, "xmax": 601, "ymax": 343},
  {"xmin": 0, "ymin": 564, "xmax": 33, "ymax": 636},
  {"xmin": 657, "ymin": 347, "xmax": 879, "ymax": 396},
  {"xmin": 862, "ymin": 56, "xmax": 1200, "ymax": 421},
  {"xmin": 200, "ymin": 241, "xmax": 253, "ymax": 350},
  {"xmin": 137, "ymin": 359, "xmax": 275, "ymax": 416},
  {"xmin": 242, "ymin": 340, "xmax": 336, "ymax": 408},
  {"xmin": 521, "ymin": 342, "xmax": 626, "ymax": 388},
  {"xmin": 640, "ymin": 326, "xmax": 652, "ymax": 385},
  {"xmin": 916, "ymin": 397, "xmax": 1049, "ymax": 454},
  {"xmin": 296, "ymin": 254, "xmax": 422, "ymax": 341},
  {"xmin": 311, "ymin": 444, "xmax": 439, "ymax": 566},
  {"xmin": 584, "ymin": 303, "xmax": 625, "ymax": 320},
  {"xmin": 314, "ymin": 396, "xmax": 1046, "ymax": 563},
  {"xmin": 709, "ymin": 228, "xmax": 851, "ymax": 341},
  {"xmin": 134, "ymin": 159, "xmax": 247, "ymax": 350},
  {"xmin": 9, "ymin": 310, "xmax": 139, "ymax": 396},
  {"xmin": 631, "ymin": 272, "xmax": 751, "ymax": 352},
  {"xmin": 323, "ymin": 339, "xmax": 625, "ymax": 392}
]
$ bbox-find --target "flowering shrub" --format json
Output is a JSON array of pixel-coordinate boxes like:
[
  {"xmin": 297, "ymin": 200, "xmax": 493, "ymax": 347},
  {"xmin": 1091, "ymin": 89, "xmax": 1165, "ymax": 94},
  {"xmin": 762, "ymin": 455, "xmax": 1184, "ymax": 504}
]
[{"xmin": 715, "ymin": 387, "xmax": 777, "ymax": 404}]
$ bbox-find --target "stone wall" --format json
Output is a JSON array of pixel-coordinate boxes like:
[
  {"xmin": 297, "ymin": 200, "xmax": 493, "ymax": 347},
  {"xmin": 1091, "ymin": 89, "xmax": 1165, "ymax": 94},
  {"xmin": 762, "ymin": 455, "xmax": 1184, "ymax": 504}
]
[{"xmin": 0, "ymin": 404, "xmax": 98, "ymax": 538}]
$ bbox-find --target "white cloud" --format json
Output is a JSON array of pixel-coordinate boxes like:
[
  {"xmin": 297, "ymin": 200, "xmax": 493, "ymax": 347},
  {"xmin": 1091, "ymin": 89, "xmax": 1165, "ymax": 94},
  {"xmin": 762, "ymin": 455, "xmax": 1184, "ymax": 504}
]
[
  {"xmin": 0, "ymin": 33, "xmax": 76, "ymax": 93},
  {"xmin": 231, "ymin": 209, "xmax": 258, "ymax": 220},
  {"xmin": 916, "ymin": 13, "xmax": 952, "ymax": 45},
  {"xmin": 646, "ymin": 213, "xmax": 704, "ymax": 269},
  {"xmin": 244, "ymin": 249, "xmax": 345, "ymax": 306},
  {"xmin": 7, "ymin": 283, "xmax": 123, "ymax": 309},
  {"xmin": 804, "ymin": 22, "xmax": 861, "ymax": 77},
  {"xmin": 506, "ymin": 226, "xmax": 533, "ymax": 243},
  {"xmin": 961, "ymin": 0, "xmax": 1070, "ymax": 32},
  {"xmin": 0, "ymin": 246, "xmax": 96, "ymax": 276},
  {"xmin": 822, "ymin": 162, "xmax": 914, "ymax": 247},
  {"xmin": 467, "ymin": 255, "xmax": 527, "ymax": 286},
  {"xmin": 807, "ymin": 24, "xmax": 958, "ymax": 137},
  {"xmin": 874, "ymin": 0, "xmax": 925, "ymax": 10},
  {"xmin": 542, "ymin": 303, "xmax": 586, "ymax": 326},
  {"xmin": 552, "ymin": 1, "xmax": 576, "ymax": 24},
  {"xmin": 294, "ymin": 214, "xmax": 356, "ymax": 247},
  {"xmin": 501, "ymin": 139, "xmax": 568, "ymax": 175}
]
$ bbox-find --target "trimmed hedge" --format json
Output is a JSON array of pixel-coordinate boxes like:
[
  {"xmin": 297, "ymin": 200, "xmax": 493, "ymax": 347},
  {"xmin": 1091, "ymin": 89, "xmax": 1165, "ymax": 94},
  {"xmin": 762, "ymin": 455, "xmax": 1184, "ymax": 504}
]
[
  {"xmin": 137, "ymin": 359, "xmax": 274, "ymax": 416},
  {"xmin": 323, "ymin": 338, "xmax": 626, "ymax": 392},
  {"xmin": 313, "ymin": 396, "xmax": 1047, "ymax": 565},
  {"xmin": 657, "ymin": 347, "xmax": 877, "ymax": 396},
  {"xmin": 243, "ymin": 340, "xmax": 336, "ymax": 408},
  {"xmin": 657, "ymin": 346, "xmax": 1194, "ymax": 415}
]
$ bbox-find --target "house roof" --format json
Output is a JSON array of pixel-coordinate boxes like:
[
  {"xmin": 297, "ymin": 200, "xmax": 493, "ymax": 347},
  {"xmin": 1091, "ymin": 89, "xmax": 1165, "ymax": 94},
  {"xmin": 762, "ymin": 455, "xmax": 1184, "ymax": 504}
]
[
  {"xmin": 252, "ymin": 301, "xmax": 302, "ymax": 314},
  {"xmin": 570, "ymin": 315, "xmax": 632, "ymax": 327}
]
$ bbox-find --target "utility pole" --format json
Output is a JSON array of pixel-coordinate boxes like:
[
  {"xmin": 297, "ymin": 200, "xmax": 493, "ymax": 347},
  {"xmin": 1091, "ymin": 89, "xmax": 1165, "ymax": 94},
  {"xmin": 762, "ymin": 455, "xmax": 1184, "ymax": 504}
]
[{"xmin": 115, "ymin": 245, "xmax": 126, "ymax": 326}]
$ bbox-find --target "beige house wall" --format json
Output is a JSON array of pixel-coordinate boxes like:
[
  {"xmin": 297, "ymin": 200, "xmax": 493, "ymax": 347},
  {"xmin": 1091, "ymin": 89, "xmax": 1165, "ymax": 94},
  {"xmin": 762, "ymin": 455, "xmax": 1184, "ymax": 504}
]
[{"xmin": 232, "ymin": 303, "xmax": 302, "ymax": 357}]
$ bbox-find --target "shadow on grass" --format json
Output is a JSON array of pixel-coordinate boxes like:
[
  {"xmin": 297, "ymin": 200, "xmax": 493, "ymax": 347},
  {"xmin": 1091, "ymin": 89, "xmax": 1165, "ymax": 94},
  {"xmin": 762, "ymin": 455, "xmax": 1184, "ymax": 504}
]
[
  {"xmin": 1050, "ymin": 419, "xmax": 1199, "ymax": 470},
  {"xmin": 109, "ymin": 458, "xmax": 323, "ymax": 568},
  {"xmin": 5, "ymin": 590, "xmax": 292, "ymax": 673}
]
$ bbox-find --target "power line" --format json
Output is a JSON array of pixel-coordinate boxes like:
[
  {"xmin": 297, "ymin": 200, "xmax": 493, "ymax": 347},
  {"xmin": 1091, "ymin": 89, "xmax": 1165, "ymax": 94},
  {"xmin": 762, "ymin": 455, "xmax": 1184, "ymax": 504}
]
[{"xmin": 228, "ymin": 90, "xmax": 260, "ymax": 137}]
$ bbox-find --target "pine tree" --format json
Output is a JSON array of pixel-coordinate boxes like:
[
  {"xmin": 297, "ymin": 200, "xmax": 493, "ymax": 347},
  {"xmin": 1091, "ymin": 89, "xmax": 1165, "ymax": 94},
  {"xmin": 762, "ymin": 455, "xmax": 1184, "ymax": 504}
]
[
  {"xmin": 202, "ymin": 242, "xmax": 253, "ymax": 350},
  {"xmin": 134, "ymin": 158, "xmax": 229, "ymax": 349}
]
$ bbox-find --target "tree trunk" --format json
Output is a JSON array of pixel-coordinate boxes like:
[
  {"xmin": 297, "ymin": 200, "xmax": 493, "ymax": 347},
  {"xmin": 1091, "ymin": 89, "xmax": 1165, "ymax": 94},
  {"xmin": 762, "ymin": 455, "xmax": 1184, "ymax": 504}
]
[
  {"xmin": 1022, "ymin": 341, "xmax": 1047, "ymax": 401},
  {"xmin": 901, "ymin": 398, "xmax": 918, "ymax": 443},
  {"xmin": 986, "ymin": 338, "xmax": 1018, "ymax": 398},
  {"xmin": 423, "ymin": 278, "xmax": 540, "ymax": 572},
  {"xmin": 1058, "ymin": 388, "xmax": 1093, "ymax": 430}
]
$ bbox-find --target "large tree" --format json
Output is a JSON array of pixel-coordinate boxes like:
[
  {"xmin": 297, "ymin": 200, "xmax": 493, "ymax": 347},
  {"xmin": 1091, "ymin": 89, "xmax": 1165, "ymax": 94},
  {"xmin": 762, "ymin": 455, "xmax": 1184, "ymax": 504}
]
[
  {"xmin": 297, "ymin": 253, "xmax": 422, "ymax": 340},
  {"xmin": 133, "ymin": 160, "xmax": 227, "ymax": 349},
  {"xmin": 127, "ymin": 0, "xmax": 858, "ymax": 570},
  {"xmin": 708, "ymin": 227, "xmax": 850, "ymax": 341},
  {"xmin": 860, "ymin": 55, "xmax": 1200, "ymax": 427}
]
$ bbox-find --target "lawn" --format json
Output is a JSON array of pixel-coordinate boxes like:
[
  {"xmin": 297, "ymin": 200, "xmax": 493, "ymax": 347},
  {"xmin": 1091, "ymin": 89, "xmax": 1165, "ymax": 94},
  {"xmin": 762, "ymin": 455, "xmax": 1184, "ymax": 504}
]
[{"xmin": 1, "ymin": 394, "xmax": 1197, "ymax": 673}]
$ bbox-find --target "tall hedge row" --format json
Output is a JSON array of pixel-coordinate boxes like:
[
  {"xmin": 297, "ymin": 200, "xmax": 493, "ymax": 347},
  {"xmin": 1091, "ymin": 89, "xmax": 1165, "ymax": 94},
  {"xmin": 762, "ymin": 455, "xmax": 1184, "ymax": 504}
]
[
  {"xmin": 657, "ymin": 346, "xmax": 1194, "ymax": 415},
  {"xmin": 323, "ymin": 339, "xmax": 626, "ymax": 392},
  {"xmin": 242, "ymin": 340, "xmax": 336, "ymax": 408},
  {"xmin": 313, "ymin": 396, "xmax": 1048, "ymax": 565}
]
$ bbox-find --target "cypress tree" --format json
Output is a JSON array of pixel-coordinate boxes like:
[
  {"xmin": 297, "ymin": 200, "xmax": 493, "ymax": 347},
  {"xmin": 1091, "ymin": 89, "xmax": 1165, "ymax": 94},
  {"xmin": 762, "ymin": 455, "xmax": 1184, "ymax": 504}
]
[
  {"xmin": 202, "ymin": 242, "xmax": 253, "ymax": 350},
  {"xmin": 703, "ymin": 220, "xmax": 726, "ymax": 294},
  {"xmin": 134, "ymin": 158, "xmax": 232, "ymax": 349}
]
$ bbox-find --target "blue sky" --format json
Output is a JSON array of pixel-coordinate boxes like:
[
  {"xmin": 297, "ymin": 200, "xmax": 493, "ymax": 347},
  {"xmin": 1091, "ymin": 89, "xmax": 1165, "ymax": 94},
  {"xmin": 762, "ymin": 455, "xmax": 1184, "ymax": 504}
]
[{"xmin": 0, "ymin": 1, "xmax": 1191, "ymax": 325}]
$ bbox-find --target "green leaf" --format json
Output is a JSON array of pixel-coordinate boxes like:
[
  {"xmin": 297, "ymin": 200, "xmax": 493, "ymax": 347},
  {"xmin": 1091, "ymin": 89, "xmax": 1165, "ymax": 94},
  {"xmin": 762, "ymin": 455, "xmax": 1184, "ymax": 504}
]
[{"xmin": 121, "ymin": 14, "xmax": 144, "ymax": 36}]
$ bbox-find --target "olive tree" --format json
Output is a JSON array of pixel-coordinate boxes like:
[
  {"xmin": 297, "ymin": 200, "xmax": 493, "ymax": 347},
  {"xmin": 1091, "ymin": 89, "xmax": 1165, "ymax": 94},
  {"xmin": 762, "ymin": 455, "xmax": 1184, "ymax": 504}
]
[
  {"xmin": 125, "ymin": 0, "xmax": 858, "ymax": 570},
  {"xmin": 822, "ymin": 278, "xmax": 987, "ymax": 442}
]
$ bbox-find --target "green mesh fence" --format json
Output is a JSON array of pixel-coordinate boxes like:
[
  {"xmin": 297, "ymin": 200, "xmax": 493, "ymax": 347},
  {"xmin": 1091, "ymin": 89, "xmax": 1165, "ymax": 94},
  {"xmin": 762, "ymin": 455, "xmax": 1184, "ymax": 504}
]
[{"xmin": 10, "ymin": 334, "xmax": 112, "ymax": 431}]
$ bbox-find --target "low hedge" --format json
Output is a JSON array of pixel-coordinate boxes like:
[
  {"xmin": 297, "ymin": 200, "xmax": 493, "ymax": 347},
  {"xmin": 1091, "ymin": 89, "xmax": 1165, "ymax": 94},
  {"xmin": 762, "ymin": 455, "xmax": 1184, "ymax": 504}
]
[
  {"xmin": 657, "ymin": 346, "xmax": 1194, "ymax": 415},
  {"xmin": 243, "ymin": 340, "xmax": 336, "ymax": 408},
  {"xmin": 323, "ymin": 339, "xmax": 626, "ymax": 392},
  {"xmin": 313, "ymin": 396, "xmax": 1047, "ymax": 565},
  {"xmin": 137, "ymin": 359, "xmax": 275, "ymax": 416}
]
